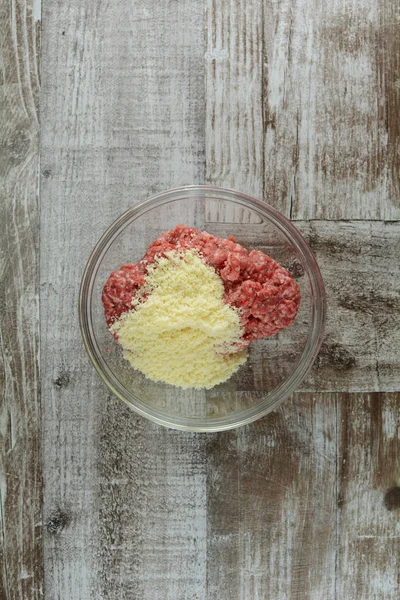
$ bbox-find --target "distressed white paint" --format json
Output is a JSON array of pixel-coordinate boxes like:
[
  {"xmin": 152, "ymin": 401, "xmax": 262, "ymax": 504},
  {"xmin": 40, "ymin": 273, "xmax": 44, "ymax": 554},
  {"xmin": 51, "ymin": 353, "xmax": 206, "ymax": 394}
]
[
  {"xmin": 205, "ymin": 0, "xmax": 264, "ymax": 199},
  {"xmin": 207, "ymin": 394, "xmax": 338, "ymax": 599},
  {"xmin": 295, "ymin": 220, "xmax": 400, "ymax": 392},
  {"xmin": 207, "ymin": 393, "xmax": 400, "ymax": 599},
  {"xmin": 31, "ymin": 0, "xmax": 41, "ymax": 21}
]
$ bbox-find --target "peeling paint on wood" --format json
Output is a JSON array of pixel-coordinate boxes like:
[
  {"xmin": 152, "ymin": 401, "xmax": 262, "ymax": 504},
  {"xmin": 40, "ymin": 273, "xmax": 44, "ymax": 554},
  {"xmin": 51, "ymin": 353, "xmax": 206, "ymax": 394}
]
[
  {"xmin": 337, "ymin": 392, "xmax": 400, "ymax": 599},
  {"xmin": 94, "ymin": 397, "xmax": 206, "ymax": 599},
  {"xmin": 205, "ymin": 0, "xmax": 264, "ymax": 197},
  {"xmin": 207, "ymin": 393, "xmax": 337, "ymax": 599}
]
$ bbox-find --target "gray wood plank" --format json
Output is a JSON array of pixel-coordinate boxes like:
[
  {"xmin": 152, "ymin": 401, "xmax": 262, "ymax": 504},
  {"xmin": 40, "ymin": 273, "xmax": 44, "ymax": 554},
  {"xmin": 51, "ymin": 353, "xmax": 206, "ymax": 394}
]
[
  {"xmin": 206, "ymin": 0, "xmax": 400, "ymax": 220},
  {"xmin": 207, "ymin": 393, "xmax": 337, "ymax": 599},
  {"xmin": 40, "ymin": 0, "xmax": 206, "ymax": 598},
  {"xmin": 205, "ymin": 0, "xmax": 264, "ymax": 199},
  {"xmin": 0, "ymin": 1, "xmax": 42, "ymax": 598},
  {"xmin": 95, "ymin": 397, "xmax": 206, "ymax": 600},
  {"xmin": 207, "ymin": 392, "xmax": 400, "ymax": 600},
  {"xmin": 297, "ymin": 221, "xmax": 400, "ymax": 392},
  {"xmin": 337, "ymin": 392, "xmax": 400, "ymax": 599}
]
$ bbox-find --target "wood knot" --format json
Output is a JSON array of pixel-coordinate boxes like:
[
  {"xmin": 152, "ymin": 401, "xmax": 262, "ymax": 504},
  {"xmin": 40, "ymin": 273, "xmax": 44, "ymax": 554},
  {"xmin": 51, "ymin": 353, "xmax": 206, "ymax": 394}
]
[
  {"xmin": 4, "ymin": 126, "xmax": 30, "ymax": 165},
  {"xmin": 46, "ymin": 509, "xmax": 70, "ymax": 534},
  {"xmin": 42, "ymin": 169, "xmax": 51, "ymax": 179},
  {"xmin": 384, "ymin": 487, "xmax": 400, "ymax": 511},
  {"xmin": 53, "ymin": 370, "xmax": 70, "ymax": 389},
  {"xmin": 315, "ymin": 343, "xmax": 356, "ymax": 371}
]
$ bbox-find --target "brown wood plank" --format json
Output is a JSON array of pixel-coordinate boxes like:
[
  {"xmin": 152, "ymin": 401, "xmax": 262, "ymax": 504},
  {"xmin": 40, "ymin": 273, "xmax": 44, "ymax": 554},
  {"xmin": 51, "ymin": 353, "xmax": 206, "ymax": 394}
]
[
  {"xmin": 337, "ymin": 392, "xmax": 400, "ymax": 599},
  {"xmin": 0, "ymin": 1, "xmax": 42, "ymax": 598},
  {"xmin": 206, "ymin": 0, "xmax": 400, "ymax": 220},
  {"xmin": 206, "ymin": 393, "xmax": 337, "ymax": 599},
  {"xmin": 40, "ymin": 0, "xmax": 206, "ymax": 597}
]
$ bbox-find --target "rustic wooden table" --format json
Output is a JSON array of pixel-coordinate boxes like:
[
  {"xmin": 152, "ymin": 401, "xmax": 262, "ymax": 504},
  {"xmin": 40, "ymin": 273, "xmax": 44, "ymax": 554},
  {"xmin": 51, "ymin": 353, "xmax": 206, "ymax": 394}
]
[{"xmin": 2, "ymin": 1, "xmax": 400, "ymax": 598}]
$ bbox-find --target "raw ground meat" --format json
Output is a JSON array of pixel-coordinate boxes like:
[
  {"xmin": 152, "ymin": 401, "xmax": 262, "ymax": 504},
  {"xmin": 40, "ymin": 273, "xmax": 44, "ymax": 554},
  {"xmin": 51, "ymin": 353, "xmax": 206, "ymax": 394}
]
[{"xmin": 102, "ymin": 225, "xmax": 301, "ymax": 348}]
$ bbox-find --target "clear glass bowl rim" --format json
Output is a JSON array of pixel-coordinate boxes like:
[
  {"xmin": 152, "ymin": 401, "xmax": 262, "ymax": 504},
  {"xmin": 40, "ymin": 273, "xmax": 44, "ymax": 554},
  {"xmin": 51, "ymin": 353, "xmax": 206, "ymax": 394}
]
[{"xmin": 79, "ymin": 185, "xmax": 326, "ymax": 432}]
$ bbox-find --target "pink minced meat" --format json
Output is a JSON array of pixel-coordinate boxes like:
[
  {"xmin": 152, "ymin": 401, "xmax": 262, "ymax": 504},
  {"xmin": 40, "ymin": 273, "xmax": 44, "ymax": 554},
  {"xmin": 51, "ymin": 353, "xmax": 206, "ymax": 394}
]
[{"xmin": 102, "ymin": 225, "xmax": 301, "ymax": 348}]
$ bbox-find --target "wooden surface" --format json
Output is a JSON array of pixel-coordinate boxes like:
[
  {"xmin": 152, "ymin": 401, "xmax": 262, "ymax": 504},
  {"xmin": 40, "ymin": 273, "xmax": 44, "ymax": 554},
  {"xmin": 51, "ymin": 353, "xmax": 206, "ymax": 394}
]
[
  {"xmin": 297, "ymin": 220, "xmax": 400, "ymax": 392},
  {"xmin": 0, "ymin": 0, "xmax": 42, "ymax": 598},
  {"xmin": 40, "ymin": 1, "xmax": 206, "ymax": 598},
  {"xmin": 1, "ymin": 0, "xmax": 400, "ymax": 598},
  {"xmin": 206, "ymin": 0, "xmax": 400, "ymax": 220}
]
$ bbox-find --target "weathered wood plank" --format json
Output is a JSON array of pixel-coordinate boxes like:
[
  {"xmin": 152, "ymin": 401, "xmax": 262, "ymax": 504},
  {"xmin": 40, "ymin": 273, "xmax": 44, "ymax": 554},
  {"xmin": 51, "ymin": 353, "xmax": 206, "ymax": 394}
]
[
  {"xmin": 205, "ymin": 0, "xmax": 264, "ymax": 198},
  {"xmin": 207, "ymin": 393, "xmax": 337, "ymax": 599},
  {"xmin": 206, "ymin": 0, "xmax": 400, "ymax": 220},
  {"xmin": 95, "ymin": 397, "xmax": 206, "ymax": 600},
  {"xmin": 337, "ymin": 392, "xmax": 400, "ymax": 599},
  {"xmin": 40, "ymin": 0, "xmax": 206, "ymax": 598},
  {"xmin": 0, "ymin": 1, "xmax": 42, "ymax": 598},
  {"xmin": 264, "ymin": 0, "xmax": 400, "ymax": 220},
  {"xmin": 297, "ymin": 221, "xmax": 400, "ymax": 392},
  {"xmin": 207, "ymin": 392, "xmax": 400, "ymax": 599}
]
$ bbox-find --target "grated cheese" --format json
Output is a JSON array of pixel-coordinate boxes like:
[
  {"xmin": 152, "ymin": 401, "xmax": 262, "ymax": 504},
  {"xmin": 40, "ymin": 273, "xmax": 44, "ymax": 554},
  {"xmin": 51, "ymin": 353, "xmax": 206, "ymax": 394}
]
[{"xmin": 110, "ymin": 250, "xmax": 247, "ymax": 389}]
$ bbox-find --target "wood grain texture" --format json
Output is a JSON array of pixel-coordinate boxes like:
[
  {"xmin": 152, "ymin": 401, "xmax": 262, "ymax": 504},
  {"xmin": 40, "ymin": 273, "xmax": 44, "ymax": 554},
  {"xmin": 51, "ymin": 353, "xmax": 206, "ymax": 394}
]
[
  {"xmin": 207, "ymin": 392, "xmax": 400, "ymax": 599},
  {"xmin": 337, "ymin": 392, "xmax": 400, "ymax": 599},
  {"xmin": 205, "ymin": 0, "xmax": 264, "ymax": 198},
  {"xmin": 206, "ymin": 0, "xmax": 400, "ymax": 220},
  {"xmin": 297, "ymin": 220, "xmax": 400, "ymax": 392},
  {"xmin": 207, "ymin": 393, "xmax": 337, "ymax": 600},
  {"xmin": 95, "ymin": 397, "xmax": 206, "ymax": 600},
  {"xmin": 40, "ymin": 0, "xmax": 206, "ymax": 598},
  {"xmin": 0, "ymin": 1, "xmax": 42, "ymax": 598}
]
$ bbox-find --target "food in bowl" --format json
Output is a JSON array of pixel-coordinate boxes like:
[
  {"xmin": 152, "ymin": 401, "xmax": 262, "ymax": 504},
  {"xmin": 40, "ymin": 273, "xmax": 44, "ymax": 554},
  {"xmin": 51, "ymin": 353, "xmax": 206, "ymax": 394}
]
[{"xmin": 102, "ymin": 225, "xmax": 301, "ymax": 389}]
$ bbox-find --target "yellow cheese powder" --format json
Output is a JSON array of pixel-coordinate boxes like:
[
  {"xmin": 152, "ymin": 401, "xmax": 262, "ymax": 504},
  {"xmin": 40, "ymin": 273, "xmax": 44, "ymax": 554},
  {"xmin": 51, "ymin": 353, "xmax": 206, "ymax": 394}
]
[{"xmin": 110, "ymin": 250, "xmax": 247, "ymax": 389}]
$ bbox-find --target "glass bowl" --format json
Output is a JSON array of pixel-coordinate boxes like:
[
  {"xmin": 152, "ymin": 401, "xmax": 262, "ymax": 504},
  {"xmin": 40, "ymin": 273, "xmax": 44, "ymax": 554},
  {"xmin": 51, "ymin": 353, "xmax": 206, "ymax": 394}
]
[{"xmin": 79, "ymin": 186, "xmax": 325, "ymax": 431}]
